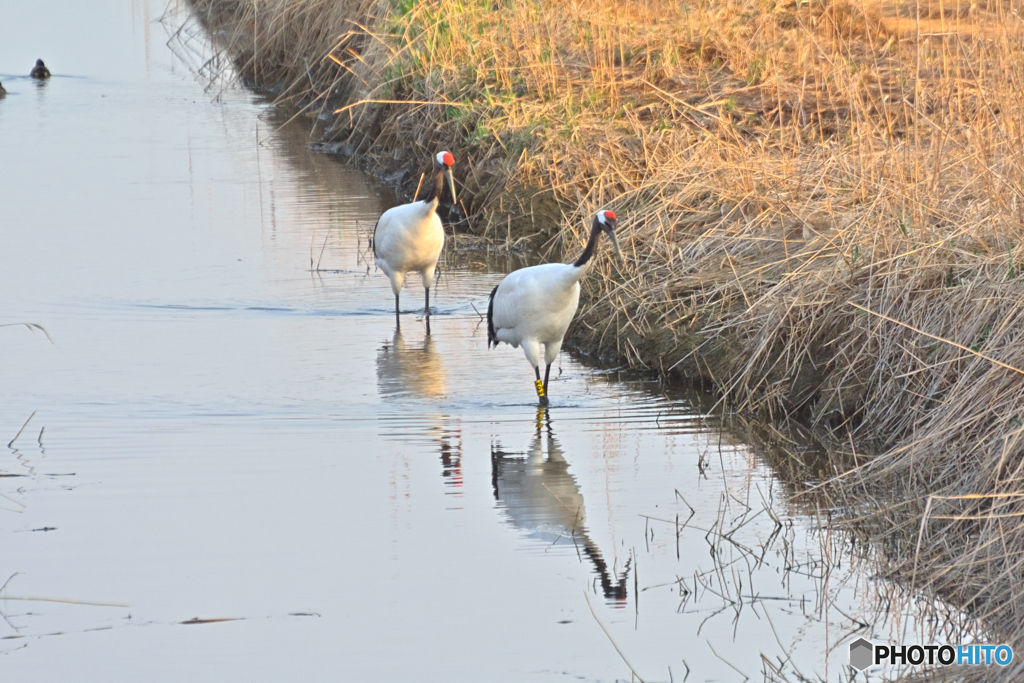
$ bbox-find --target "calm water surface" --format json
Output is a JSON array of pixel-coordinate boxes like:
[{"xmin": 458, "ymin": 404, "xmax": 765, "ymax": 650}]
[{"xmin": 0, "ymin": 2, "xmax": 970, "ymax": 681}]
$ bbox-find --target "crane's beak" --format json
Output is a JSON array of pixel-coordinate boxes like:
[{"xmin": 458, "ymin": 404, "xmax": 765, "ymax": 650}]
[
  {"xmin": 446, "ymin": 169, "xmax": 457, "ymax": 205},
  {"xmin": 607, "ymin": 230, "xmax": 622, "ymax": 260}
]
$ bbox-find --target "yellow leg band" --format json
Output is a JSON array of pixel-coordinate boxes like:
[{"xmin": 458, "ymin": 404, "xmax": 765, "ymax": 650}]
[{"xmin": 534, "ymin": 379, "xmax": 545, "ymax": 397}]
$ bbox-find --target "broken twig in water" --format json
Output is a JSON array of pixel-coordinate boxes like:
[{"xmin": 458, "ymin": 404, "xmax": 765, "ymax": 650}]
[
  {"xmin": 707, "ymin": 639, "xmax": 749, "ymax": 681},
  {"xmin": 180, "ymin": 617, "xmax": 243, "ymax": 625},
  {"xmin": 7, "ymin": 412, "xmax": 36, "ymax": 449},
  {"xmin": 583, "ymin": 591, "xmax": 645, "ymax": 682},
  {"xmin": 0, "ymin": 323, "xmax": 54, "ymax": 345},
  {"xmin": 315, "ymin": 228, "xmax": 331, "ymax": 270},
  {"xmin": 0, "ymin": 595, "xmax": 130, "ymax": 608}
]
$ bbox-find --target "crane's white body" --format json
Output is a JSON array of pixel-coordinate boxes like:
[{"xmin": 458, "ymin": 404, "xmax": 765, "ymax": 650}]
[
  {"xmin": 373, "ymin": 199, "xmax": 445, "ymax": 298},
  {"xmin": 489, "ymin": 262, "xmax": 587, "ymax": 368},
  {"xmin": 487, "ymin": 209, "xmax": 618, "ymax": 404}
]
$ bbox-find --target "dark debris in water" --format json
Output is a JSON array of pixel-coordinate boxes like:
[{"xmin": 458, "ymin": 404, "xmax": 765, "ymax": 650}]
[{"xmin": 179, "ymin": 617, "xmax": 243, "ymax": 625}]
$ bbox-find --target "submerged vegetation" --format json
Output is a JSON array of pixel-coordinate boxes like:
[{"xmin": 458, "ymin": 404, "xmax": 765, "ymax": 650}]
[{"xmin": 186, "ymin": 0, "xmax": 1024, "ymax": 672}]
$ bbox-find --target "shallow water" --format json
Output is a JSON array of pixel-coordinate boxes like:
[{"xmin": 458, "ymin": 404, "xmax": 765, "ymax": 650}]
[{"xmin": 0, "ymin": 3, "xmax": 974, "ymax": 681}]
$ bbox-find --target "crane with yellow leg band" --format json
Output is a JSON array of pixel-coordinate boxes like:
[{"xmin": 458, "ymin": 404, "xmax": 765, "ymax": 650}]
[{"xmin": 486, "ymin": 210, "xmax": 621, "ymax": 405}]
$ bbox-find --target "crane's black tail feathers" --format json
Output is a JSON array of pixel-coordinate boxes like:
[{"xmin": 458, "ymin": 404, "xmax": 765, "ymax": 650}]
[{"xmin": 486, "ymin": 285, "xmax": 498, "ymax": 349}]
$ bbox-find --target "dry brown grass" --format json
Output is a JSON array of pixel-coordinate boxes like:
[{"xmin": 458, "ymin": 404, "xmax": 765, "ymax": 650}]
[{"xmin": 185, "ymin": 0, "xmax": 1024, "ymax": 670}]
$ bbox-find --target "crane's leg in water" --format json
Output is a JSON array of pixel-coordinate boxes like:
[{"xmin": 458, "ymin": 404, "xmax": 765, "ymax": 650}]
[
  {"xmin": 395, "ymin": 294, "xmax": 400, "ymax": 327},
  {"xmin": 425, "ymin": 287, "xmax": 430, "ymax": 316},
  {"xmin": 543, "ymin": 363, "xmax": 552, "ymax": 397},
  {"xmin": 534, "ymin": 366, "xmax": 549, "ymax": 406}
]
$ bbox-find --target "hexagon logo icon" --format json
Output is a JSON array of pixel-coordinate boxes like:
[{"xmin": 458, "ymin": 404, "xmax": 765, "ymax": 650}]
[{"xmin": 849, "ymin": 637, "xmax": 874, "ymax": 671}]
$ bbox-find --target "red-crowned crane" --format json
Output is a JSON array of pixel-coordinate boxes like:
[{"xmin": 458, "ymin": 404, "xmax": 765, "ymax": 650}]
[
  {"xmin": 373, "ymin": 151, "xmax": 457, "ymax": 323},
  {"xmin": 487, "ymin": 210, "xmax": 621, "ymax": 405}
]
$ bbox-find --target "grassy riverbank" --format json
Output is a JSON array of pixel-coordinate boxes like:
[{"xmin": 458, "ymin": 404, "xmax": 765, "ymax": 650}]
[{"xmin": 186, "ymin": 0, "xmax": 1024, "ymax": 669}]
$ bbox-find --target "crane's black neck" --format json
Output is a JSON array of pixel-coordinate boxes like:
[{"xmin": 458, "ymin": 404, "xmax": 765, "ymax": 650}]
[
  {"xmin": 420, "ymin": 167, "xmax": 446, "ymax": 207},
  {"xmin": 583, "ymin": 543, "xmax": 630, "ymax": 601},
  {"xmin": 572, "ymin": 218, "xmax": 604, "ymax": 268}
]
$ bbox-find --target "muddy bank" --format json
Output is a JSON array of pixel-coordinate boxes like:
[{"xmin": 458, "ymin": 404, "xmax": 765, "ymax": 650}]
[{"xmin": 184, "ymin": 0, "xmax": 1024, "ymax": 673}]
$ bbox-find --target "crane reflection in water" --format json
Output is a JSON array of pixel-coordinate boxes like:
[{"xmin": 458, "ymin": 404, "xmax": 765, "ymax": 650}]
[
  {"xmin": 376, "ymin": 328, "xmax": 462, "ymax": 495},
  {"xmin": 491, "ymin": 409, "xmax": 630, "ymax": 603},
  {"xmin": 376, "ymin": 328, "xmax": 447, "ymax": 399}
]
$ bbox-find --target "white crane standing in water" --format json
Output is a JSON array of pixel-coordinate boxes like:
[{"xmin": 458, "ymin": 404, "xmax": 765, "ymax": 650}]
[
  {"xmin": 373, "ymin": 151, "xmax": 457, "ymax": 322},
  {"xmin": 487, "ymin": 210, "xmax": 621, "ymax": 405}
]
